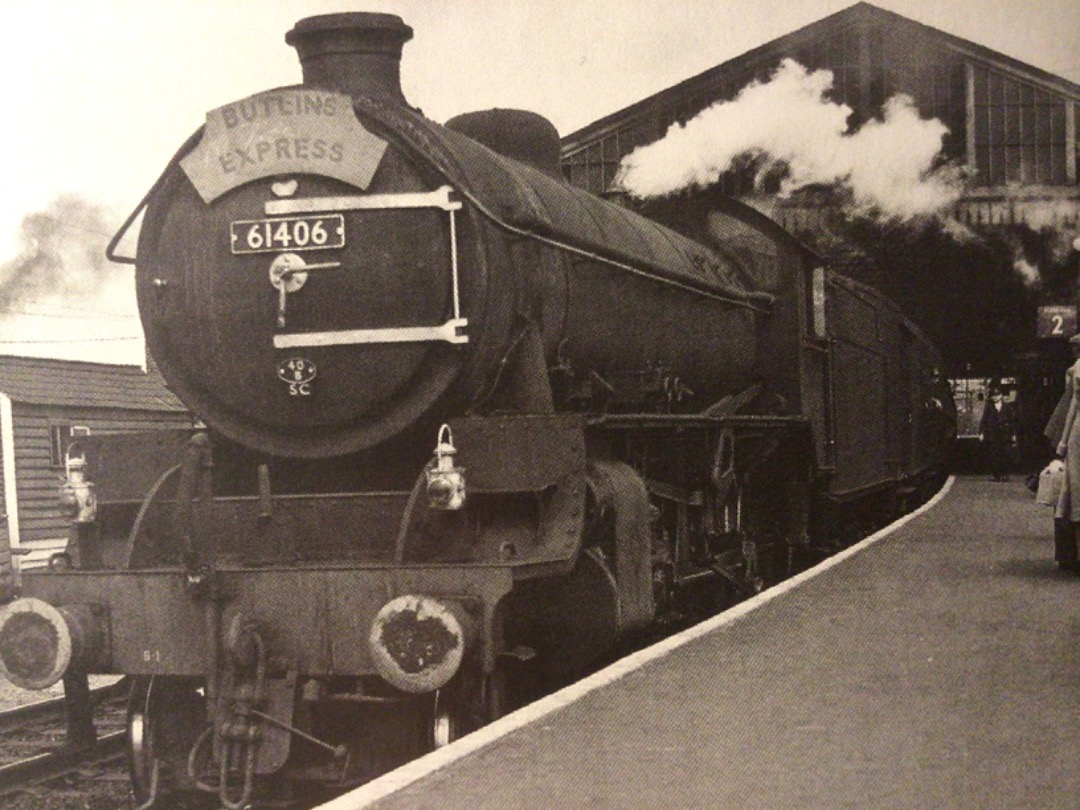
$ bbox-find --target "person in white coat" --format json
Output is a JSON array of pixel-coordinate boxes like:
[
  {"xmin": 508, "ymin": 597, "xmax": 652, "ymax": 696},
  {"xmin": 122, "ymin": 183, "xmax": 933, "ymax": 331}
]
[{"xmin": 1047, "ymin": 334, "xmax": 1080, "ymax": 570}]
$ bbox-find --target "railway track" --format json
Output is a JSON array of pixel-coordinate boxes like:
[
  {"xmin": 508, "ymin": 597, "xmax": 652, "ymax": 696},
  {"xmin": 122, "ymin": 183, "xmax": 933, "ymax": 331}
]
[
  {"xmin": 0, "ymin": 679, "xmax": 132, "ymax": 808},
  {"xmin": 0, "ymin": 678, "xmax": 127, "ymax": 734}
]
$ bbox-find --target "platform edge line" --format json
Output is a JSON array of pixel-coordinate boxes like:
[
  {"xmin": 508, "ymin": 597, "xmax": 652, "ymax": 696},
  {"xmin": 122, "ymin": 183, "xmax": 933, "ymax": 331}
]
[{"xmin": 316, "ymin": 476, "xmax": 956, "ymax": 810}]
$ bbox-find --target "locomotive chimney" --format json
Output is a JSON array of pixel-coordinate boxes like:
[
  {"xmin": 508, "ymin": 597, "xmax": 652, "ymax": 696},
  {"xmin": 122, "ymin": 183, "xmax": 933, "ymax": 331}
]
[{"xmin": 286, "ymin": 12, "xmax": 413, "ymax": 104}]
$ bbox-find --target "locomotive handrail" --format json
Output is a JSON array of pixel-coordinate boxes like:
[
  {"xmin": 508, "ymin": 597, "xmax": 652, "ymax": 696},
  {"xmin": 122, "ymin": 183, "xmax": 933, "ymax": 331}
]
[
  {"xmin": 351, "ymin": 96, "xmax": 776, "ymax": 314},
  {"xmin": 106, "ymin": 129, "xmax": 206, "ymax": 265},
  {"xmin": 484, "ymin": 215, "xmax": 775, "ymax": 311},
  {"xmin": 107, "ymin": 104, "xmax": 772, "ymax": 316},
  {"xmin": 273, "ymin": 318, "xmax": 469, "ymax": 349},
  {"xmin": 264, "ymin": 186, "xmax": 462, "ymax": 215},
  {"xmin": 461, "ymin": 183, "xmax": 775, "ymax": 311}
]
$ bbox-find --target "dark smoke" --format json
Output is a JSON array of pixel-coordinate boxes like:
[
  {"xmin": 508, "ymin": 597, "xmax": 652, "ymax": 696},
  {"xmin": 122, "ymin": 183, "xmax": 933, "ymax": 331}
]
[
  {"xmin": 0, "ymin": 196, "xmax": 139, "ymax": 363},
  {"xmin": 0, "ymin": 196, "xmax": 117, "ymax": 304}
]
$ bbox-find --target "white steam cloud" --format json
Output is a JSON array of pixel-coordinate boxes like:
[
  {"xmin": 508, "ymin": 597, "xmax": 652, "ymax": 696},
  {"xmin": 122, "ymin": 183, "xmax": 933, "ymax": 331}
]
[
  {"xmin": 1006, "ymin": 221, "xmax": 1080, "ymax": 290},
  {"xmin": 1013, "ymin": 256, "xmax": 1041, "ymax": 288},
  {"xmin": 617, "ymin": 59, "xmax": 965, "ymax": 222}
]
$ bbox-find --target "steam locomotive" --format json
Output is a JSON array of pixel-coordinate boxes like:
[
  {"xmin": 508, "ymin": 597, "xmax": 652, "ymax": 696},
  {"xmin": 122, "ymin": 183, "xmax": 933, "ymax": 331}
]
[{"xmin": 0, "ymin": 12, "xmax": 954, "ymax": 809}]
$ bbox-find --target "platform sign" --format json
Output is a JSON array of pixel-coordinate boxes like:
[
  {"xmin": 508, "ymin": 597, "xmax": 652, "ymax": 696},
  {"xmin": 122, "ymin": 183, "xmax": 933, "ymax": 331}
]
[{"xmin": 1037, "ymin": 305, "xmax": 1076, "ymax": 339}]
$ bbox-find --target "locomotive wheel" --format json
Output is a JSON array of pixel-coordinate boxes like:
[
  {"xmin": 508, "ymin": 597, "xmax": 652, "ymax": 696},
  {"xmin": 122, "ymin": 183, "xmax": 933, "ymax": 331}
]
[
  {"xmin": 128, "ymin": 675, "xmax": 210, "ymax": 807},
  {"xmin": 429, "ymin": 687, "xmax": 461, "ymax": 749},
  {"xmin": 427, "ymin": 667, "xmax": 507, "ymax": 750}
]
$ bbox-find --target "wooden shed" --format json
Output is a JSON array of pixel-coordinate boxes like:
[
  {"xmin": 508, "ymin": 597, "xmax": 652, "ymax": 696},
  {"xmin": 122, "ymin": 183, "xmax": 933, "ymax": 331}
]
[{"xmin": 0, "ymin": 356, "xmax": 191, "ymax": 572}]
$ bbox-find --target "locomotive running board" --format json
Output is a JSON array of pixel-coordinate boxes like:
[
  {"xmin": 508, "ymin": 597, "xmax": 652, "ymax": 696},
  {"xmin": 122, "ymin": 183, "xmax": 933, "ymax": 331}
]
[{"xmin": 273, "ymin": 317, "xmax": 468, "ymax": 347}]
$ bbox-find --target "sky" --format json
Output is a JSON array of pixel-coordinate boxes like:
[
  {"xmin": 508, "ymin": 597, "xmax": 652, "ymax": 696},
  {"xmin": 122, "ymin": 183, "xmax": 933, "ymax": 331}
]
[{"xmin": 1, "ymin": 0, "xmax": 1077, "ymax": 364}]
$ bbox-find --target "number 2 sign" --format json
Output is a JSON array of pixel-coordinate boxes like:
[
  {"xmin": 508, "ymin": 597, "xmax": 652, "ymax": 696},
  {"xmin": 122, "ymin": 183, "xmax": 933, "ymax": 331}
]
[{"xmin": 1037, "ymin": 306, "xmax": 1077, "ymax": 339}]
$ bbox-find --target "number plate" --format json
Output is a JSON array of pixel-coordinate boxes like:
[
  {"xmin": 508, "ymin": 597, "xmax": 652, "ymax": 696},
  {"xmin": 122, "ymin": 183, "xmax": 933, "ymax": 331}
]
[{"xmin": 230, "ymin": 214, "xmax": 345, "ymax": 254}]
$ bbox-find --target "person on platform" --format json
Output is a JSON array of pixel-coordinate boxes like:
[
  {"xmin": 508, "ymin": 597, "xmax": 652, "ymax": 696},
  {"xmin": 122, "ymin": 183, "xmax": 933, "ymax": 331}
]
[
  {"xmin": 1046, "ymin": 334, "xmax": 1080, "ymax": 570},
  {"xmin": 979, "ymin": 384, "xmax": 1017, "ymax": 481}
]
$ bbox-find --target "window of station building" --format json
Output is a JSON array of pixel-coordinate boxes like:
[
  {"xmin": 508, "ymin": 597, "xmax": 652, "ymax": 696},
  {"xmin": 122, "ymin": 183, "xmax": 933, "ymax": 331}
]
[
  {"xmin": 972, "ymin": 67, "xmax": 1070, "ymax": 186},
  {"xmin": 877, "ymin": 49, "xmax": 967, "ymax": 161},
  {"xmin": 793, "ymin": 29, "xmax": 861, "ymax": 110},
  {"xmin": 600, "ymin": 135, "xmax": 623, "ymax": 192},
  {"xmin": 50, "ymin": 424, "xmax": 90, "ymax": 468},
  {"xmin": 808, "ymin": 265, "xmax": 827, "ymax": 340},
  {"xmin": 564, "ymin": 132, "xmax": 630, "ymax": 195}
]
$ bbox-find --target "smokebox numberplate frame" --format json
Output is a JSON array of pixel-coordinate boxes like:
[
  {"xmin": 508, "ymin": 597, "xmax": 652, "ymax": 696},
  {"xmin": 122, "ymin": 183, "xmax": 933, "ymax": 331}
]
[{"xmin": 265, "ymin": 185, "xmax": 468, "ymax": 347}]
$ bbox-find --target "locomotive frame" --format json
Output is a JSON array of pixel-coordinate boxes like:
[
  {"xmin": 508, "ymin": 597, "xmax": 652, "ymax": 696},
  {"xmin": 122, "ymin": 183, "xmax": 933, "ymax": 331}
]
[{"xmin": 0, "ymin": 12, "xmax": 953, "ymax": 809}]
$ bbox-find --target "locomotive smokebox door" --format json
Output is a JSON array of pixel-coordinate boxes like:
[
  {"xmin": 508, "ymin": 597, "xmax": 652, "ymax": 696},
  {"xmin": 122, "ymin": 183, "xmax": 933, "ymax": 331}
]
[{"xmin": 138, "ymin": 88, "xmax": 475, "ymax": 458}]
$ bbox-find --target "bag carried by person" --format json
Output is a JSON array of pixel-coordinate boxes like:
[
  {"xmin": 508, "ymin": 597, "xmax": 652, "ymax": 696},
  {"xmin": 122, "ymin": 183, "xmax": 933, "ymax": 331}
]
[{"xmin": 1036, "ymin": 459, "xmax": 1066, "ymax": 506}]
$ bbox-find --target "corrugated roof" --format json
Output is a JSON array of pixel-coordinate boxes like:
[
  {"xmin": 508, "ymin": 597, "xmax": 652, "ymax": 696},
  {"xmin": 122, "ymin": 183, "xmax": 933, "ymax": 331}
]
[{"xmin": 0, "ymin": 355, "xmax": 187, "ymax": 411}]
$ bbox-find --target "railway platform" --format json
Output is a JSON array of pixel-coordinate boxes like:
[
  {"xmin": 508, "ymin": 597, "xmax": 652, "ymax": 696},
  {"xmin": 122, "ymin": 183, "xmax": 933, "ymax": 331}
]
[{"xmin": 322, "ymin": 476, "xmax": 1080, "ymax": 810}]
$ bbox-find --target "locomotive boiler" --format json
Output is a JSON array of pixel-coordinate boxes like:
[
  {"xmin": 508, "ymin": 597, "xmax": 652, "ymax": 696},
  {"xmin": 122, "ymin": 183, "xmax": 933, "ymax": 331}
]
[{"xmin": 0, "ymin": 12, "xmax": 953, "ymax": 809}]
